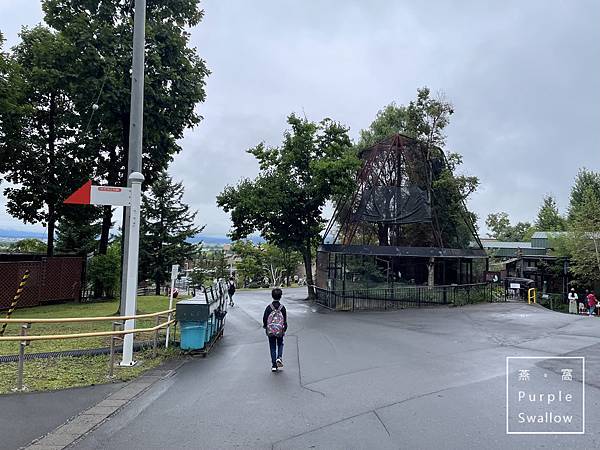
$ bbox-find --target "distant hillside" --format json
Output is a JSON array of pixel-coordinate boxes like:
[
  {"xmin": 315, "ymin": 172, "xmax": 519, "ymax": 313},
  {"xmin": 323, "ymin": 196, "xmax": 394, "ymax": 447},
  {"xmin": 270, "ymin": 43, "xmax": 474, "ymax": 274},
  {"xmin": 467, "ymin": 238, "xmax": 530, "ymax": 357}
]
[
  {"xmin": 0, "ymin": 229, "xmax": 264, "ymax": 245},
  {"xmin": 0, "ymin": 229, "xmax": 46, "ymax": 239},
  {"xmin": 190, "ymin": 235, "xmax": 229, "ymax": 244},
  {"xmin": 190, "ymin": 235, "xmax": 264, "ymax": 245}
]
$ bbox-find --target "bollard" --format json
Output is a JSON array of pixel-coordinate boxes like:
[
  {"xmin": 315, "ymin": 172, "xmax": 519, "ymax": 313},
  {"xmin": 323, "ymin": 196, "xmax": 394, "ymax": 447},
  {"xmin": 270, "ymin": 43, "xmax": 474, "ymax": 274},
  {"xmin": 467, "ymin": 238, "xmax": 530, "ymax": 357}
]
[{"xmin": 15, "ymin": 323, "xmax": 30, "ymax": 391}]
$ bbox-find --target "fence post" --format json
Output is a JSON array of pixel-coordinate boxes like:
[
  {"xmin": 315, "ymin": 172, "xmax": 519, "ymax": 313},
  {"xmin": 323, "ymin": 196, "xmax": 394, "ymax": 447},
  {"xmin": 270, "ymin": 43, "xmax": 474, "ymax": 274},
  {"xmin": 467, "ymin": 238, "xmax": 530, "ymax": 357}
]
[
  {"xmin": 153, "ymin": 315, "xmax": 160, "ymax": 358},
  {"xmin": 15, "ymin": 323, "xmax": 30, "ymax": 391},
  {"xmin": 108, "ymin": 321, "xmax": 123, "ymax": 378}
]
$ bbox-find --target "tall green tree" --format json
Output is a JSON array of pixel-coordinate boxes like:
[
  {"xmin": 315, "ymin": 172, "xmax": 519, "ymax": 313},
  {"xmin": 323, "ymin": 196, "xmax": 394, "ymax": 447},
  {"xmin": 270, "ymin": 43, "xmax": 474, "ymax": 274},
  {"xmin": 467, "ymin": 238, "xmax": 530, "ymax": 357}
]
[
  {"xmin": 486, "ymin": 212, "xmax": 534, "ymax": 241},
  {"xmin": 87, "ymin": 238, "xmax": 121, "ymax": 298},
  {"xmin": 140, "ymin": 172, "xmax": 201, "ymax": 295},
  {"xmin": 485, "ymin": 212, "xmax": 511, "ymax": 238},
  {"xmin": 0, "ymin": 31, "xmax": 22, "ymax": 172},
  {"xmin": 357, "ymin": 103, "xmax": 407, "ymax": 151},
  {"xmin": 1, "ymin": 26, "xmax": 92, "ymax": 256},
  {"xmin": 535, "ymin": 195, "xmax": 565, "ymax": 231},
  {"xmin": 8, "ymin": 238, "xmax": 47, "ymax": 254},
  {"xmin": 218, "ymin": 114, "xmax": 359, "ymax": 299},
  {"xmin": 231, "ymin": 240, "xmax": 265, "ymax": 285},
  {"xmin": 260, "ymin": 243, "xmax": 302, "ymax": 287},
  {"xmin": 43, "ymin": 0, "xmax": 209, "ymax": 254},
  {"xmin": 563, "ymin": 187, "xmax": 600, "ymax": 287},
  {"xmin": 357, "ymin": 88, "xmax": 479, "ymax": 248},
  {"xmin": 55, "ymin": 205, "xmax": 102, "ymax": 255},
  {"xmin": 192, "ymin": 248, "xmax": 230, "ymax": 282},
  {"xmin": 568, "ymin": 169, "xmax": 600, "ymax": 223},
  {"xmin": 211, "ymin": 249, "xmax": 230, "ymax": 281}
]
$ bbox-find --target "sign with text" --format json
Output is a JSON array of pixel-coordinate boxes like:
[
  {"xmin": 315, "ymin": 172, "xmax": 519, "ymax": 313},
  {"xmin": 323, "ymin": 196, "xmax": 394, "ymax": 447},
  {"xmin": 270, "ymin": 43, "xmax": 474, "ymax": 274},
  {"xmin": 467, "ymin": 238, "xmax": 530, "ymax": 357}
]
[
  {"xmin": 506, "ymin": 356, "xmax": 584, "ymax": 434},
  {"xmin": 64, "ymin": 180, "xmax": 132, "ymax": 207}
]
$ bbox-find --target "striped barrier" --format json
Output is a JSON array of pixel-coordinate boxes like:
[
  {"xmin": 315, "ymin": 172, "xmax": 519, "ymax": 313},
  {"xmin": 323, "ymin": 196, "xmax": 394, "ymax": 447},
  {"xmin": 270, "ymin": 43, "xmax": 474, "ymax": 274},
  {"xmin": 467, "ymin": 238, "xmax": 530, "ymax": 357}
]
[{"xmin": 0, "ymin": 270, "xmax": 30, "ymax": 337}]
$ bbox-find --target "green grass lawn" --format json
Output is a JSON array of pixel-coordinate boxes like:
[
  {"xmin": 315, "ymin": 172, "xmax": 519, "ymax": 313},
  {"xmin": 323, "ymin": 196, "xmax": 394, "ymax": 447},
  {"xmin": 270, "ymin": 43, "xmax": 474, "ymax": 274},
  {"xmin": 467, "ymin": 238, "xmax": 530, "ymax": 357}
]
[
  {"xmin": 0, "ymin": 348, "xmax": 179, "ymax": 394},
  {"xmin": 0, "ymin": 295, "xmax": 187, "ymax": 394},
  {"xmin": 0, "ymin": 295, "xmax": 185, "ymax": 355}
]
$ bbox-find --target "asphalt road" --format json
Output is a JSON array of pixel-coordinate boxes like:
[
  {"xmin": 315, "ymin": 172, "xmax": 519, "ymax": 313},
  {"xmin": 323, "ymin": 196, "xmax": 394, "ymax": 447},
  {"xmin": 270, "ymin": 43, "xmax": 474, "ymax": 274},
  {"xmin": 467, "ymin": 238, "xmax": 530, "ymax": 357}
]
[{"xmin": 71, "ymin": 288, "xmax": 600, "ymax": 450}]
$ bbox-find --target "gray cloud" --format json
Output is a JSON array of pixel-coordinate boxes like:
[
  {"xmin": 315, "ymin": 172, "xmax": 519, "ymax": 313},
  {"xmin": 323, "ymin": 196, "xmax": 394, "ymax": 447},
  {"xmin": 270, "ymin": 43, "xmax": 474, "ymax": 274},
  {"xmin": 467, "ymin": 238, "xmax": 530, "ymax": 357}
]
[{"xmin": 2, "ymin": 0, "xmax": 599, "ymax": 237}]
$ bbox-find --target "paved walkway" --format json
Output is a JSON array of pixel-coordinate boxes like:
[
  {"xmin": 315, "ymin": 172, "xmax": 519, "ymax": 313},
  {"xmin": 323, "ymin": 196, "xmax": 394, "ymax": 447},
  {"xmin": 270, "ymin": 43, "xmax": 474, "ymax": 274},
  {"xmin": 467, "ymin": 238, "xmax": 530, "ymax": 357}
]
[
  {"xmin": 0, "ymin": 383, "xmax": 120, "ymax": 450},
  {"xmin": 29, "ymin": 289, "xmax": 600, "ymax": 448}
]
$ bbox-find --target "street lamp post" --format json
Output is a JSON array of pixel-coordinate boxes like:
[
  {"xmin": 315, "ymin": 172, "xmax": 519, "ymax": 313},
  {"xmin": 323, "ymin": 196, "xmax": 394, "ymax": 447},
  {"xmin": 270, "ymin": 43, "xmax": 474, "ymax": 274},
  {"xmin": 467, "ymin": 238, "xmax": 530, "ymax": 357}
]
[
  {"xmin": 120, "ymin": 172, "xmax": 144, "ymax": 366},
  {"xmin": 119, "ymin": 0, "xmax": 146, "ymax": 365}
]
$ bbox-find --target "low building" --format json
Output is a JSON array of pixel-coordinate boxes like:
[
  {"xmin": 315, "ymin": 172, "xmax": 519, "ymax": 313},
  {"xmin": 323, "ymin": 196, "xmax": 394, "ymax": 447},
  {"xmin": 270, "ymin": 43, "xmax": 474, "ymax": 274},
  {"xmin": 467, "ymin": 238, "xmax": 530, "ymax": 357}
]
[{"xmin": 482, "ymin": 232, "xmax": 568, "ymax": 295}]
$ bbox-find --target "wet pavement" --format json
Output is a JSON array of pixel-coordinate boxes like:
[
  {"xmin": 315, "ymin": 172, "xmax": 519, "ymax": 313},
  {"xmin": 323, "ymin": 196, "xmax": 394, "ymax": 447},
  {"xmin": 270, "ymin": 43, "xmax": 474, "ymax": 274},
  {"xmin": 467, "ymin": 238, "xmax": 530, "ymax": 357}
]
[
  {"xmin": 67, "ymin": 288, "xmax": 600, "ymax": 449},
  {"xmin": 0, "ymin": 383, "xmax": 120, "ymax": 450}
]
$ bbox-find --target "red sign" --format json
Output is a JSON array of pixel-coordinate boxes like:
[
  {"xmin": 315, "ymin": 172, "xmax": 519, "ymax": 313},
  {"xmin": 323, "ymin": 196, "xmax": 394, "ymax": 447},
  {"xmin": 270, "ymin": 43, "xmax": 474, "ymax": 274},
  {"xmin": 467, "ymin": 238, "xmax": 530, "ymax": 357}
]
[
  {"xmin": 64, "ymin": 180, "xmax": 92, "ymax": 205},
  {"xmin": 64, "ymin": 181, "xmax": 131, "ymax": 206}
]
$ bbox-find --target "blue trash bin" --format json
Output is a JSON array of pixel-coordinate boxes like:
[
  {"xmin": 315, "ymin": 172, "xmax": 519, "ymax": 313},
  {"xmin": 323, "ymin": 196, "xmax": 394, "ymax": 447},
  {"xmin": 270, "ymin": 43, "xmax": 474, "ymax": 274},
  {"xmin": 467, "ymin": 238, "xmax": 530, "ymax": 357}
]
[{"xmin": 180, "ymin": 321, "xmax": 207, "ymax": 350}]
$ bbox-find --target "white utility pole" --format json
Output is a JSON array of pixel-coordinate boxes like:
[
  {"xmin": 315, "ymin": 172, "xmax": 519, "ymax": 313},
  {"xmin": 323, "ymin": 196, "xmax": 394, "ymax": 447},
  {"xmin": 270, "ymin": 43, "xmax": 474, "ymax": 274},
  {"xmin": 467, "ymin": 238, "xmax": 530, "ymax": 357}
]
[
  {"xmin": 165, "ymin": 264, "xmax": 179, "ymax": 348},
  {"xmin": 120, "ymin": 172, "xmax": 144, "ymax": 366},
  {"xmin": 120, "ymin": 0, "xmax": 146, "ymax": 315}
]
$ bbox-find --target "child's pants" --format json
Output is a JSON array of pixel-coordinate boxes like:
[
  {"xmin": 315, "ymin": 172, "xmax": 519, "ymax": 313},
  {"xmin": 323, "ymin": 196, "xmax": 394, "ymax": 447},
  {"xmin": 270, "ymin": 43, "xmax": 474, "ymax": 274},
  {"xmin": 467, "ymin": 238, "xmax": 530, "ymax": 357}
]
[{"xmin": 268, "ymin": 335, "xmax": 284, "ymax": 366}]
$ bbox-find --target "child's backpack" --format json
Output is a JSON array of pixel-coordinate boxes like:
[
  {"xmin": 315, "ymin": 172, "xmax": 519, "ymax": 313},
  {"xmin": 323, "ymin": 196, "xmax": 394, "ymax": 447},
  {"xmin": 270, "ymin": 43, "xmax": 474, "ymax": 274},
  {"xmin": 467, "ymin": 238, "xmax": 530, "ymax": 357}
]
[{"xmin": 266, "ymin": 303, "xmax": 285, "ymax": 337}]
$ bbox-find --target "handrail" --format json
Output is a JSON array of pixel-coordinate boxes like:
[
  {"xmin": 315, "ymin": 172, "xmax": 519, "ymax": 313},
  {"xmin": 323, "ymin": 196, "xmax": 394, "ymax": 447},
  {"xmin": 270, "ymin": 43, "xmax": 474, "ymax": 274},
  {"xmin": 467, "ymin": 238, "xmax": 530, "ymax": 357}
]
[
  {"xmin": 0, "ymin": 308, "xmax": 175, "ymax": 324},
  {"xmin": 0, "ymin": 307, "xmax": 180, "ymax": 391},
  {"xmin": 0, "ymin": 319, "xmax": 175, "ymax": 341}
]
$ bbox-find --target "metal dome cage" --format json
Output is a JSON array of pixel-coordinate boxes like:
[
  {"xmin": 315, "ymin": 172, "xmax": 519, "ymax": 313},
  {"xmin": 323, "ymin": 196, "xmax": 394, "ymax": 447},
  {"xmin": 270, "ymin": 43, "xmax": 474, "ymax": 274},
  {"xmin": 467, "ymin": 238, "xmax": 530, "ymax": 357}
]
[{"xmin": 316, "ymin": 134, "xmax": 491, "ymax": 310}]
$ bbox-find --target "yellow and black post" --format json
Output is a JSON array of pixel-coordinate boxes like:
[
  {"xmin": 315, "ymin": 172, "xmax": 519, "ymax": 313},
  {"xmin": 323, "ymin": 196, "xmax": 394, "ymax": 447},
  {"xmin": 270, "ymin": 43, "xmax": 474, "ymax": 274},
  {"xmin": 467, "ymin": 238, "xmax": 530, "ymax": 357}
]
[{"xmin": 0, "ymin": 270, "xmax": 31, "ymax": 336}]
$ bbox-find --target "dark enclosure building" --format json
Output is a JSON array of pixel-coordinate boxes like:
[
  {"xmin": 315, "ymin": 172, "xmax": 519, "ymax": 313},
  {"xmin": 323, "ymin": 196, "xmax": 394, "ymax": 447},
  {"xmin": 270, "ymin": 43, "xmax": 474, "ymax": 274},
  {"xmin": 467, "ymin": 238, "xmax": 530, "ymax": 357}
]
[{"xmin": 316, "ymin": 133, "xmax": 488, "ymax": 308}]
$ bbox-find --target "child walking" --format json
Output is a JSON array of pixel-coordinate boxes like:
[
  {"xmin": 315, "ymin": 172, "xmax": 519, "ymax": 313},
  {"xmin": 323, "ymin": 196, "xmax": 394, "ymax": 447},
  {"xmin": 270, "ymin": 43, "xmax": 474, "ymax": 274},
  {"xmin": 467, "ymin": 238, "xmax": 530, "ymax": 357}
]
[{"xmin": 263, "ymin": 288, "xmax": 288, "ymax": 372}]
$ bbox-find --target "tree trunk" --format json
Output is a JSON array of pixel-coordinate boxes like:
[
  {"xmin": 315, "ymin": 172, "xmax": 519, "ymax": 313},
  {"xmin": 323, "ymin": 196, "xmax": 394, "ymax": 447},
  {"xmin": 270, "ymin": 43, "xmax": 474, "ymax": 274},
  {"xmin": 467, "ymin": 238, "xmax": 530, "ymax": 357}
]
[
  {"xmin": 428, "ymin": 257, "xmax": 435, "ymax": 287},
  {"xmin": 47, "ymin": 92, "xmax": 56, "ymax": 257},
  {"xmin": 302, "ymin": 242, "xmax": 315, "ymax": 300},
  {"xmin": 100, "ymin": 145, "xmax": 119, "ymax": 255},
  {"xmin": 98, "ymin": 205, "xmax": 112, "ymax": 254},
  {"xmin": 47, "ymin": 205, "xmax": 55, "ymax": 257},
  {"xmin": 593, "ymin": 238, "xmax": 600, "ymax": 274},
  {"xmin": 95, "ymin": 206, "xmax": 112, "ymax": 297},
  {"xmin": 377, "ymin": 224, "xmax": 389, "ymax": 246},
  {"xmin": 155, "ymin": 277, "xmax": 161, "ymax": 296}
]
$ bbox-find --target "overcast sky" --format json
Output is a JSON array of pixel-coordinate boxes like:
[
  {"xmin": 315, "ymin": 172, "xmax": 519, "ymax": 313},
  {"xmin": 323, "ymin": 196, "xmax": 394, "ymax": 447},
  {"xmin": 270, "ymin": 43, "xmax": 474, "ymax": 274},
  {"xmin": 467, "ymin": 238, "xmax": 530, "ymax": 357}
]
[{"xmin": 1, "ymin": 0, "xmax": 599, "ymax": 238}]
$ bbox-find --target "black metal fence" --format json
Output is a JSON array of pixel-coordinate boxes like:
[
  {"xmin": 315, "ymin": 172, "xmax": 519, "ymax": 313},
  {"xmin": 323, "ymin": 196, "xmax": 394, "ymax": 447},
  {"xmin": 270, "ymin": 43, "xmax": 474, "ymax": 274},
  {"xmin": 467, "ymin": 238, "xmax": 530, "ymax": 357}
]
[{"xmin": 315, "ymin": 282, "xmax": 500, "ymax": 311}]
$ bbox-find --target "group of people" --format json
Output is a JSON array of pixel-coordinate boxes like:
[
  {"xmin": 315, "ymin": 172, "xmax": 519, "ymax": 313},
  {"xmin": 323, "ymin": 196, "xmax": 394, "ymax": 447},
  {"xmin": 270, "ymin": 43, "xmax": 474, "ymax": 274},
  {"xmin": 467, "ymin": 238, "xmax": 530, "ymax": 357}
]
[{"xmin": 568, "ymin": 288, "xmax": 598, "ymax": 316}]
